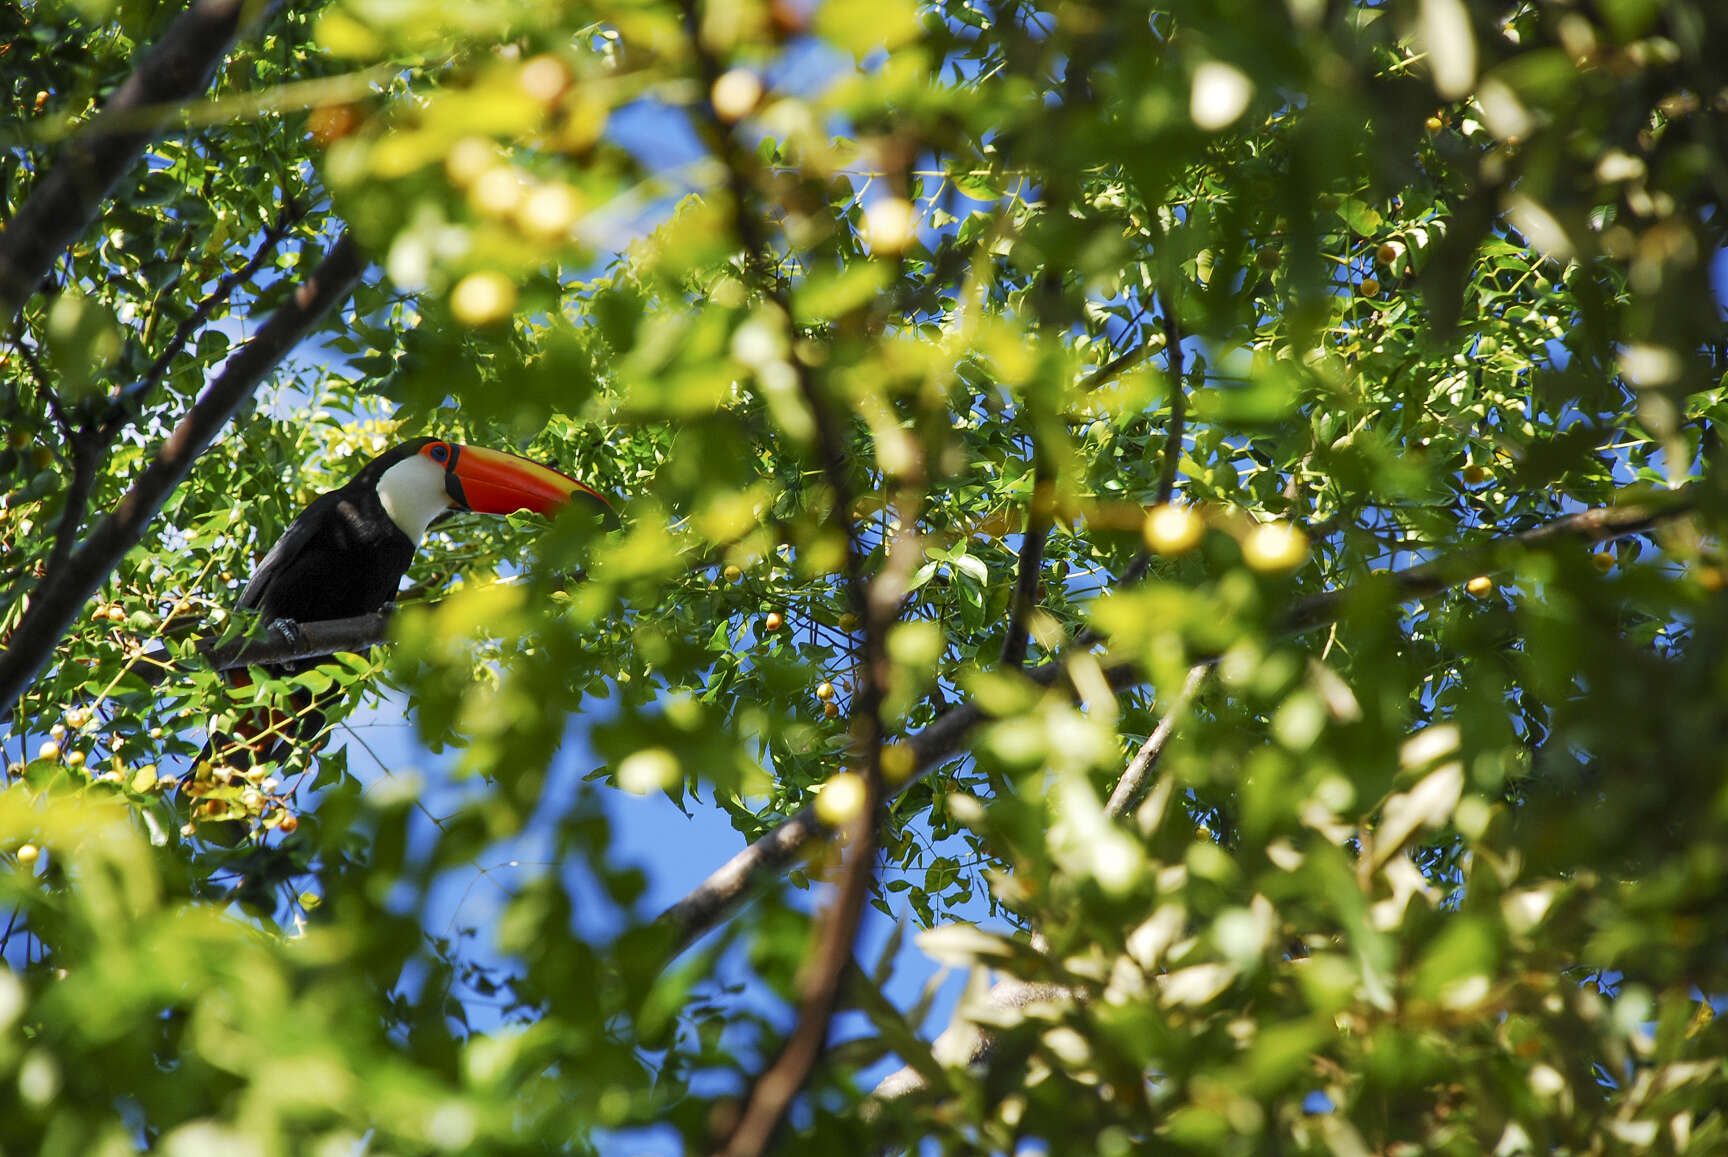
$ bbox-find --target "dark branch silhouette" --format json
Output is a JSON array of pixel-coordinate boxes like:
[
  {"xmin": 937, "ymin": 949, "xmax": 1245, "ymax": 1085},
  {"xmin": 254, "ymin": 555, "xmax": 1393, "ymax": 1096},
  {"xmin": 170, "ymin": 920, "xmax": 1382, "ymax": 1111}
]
[{"xmin": 0, "ymin": 0, "xmax": 281, "ymax": 322}]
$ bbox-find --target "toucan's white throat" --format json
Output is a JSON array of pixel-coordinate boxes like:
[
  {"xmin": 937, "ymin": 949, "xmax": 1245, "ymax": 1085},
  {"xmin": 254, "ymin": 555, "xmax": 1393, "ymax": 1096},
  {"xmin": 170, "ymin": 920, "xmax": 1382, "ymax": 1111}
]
[{"xmin": 377, "ymin": 454, "xmax": 454, "ymax": 543}]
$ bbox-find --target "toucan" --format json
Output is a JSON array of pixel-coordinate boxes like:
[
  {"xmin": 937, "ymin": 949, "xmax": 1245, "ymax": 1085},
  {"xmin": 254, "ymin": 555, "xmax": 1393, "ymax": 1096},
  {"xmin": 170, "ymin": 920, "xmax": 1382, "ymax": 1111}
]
[
  {"xmin": 205, "ymin": 437, "xmax": 614, "ymax": 770},
  {"xmin": 238, "ymin": 436, "xmax": 614, "ymax": 632}
]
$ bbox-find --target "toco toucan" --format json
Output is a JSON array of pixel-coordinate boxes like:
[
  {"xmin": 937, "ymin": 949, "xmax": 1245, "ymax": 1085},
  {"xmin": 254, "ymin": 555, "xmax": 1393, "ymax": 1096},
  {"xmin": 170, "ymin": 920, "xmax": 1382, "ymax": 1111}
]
[{"xmin": 206, "ymin": 437, "xmax": 614, "ymax": 769}]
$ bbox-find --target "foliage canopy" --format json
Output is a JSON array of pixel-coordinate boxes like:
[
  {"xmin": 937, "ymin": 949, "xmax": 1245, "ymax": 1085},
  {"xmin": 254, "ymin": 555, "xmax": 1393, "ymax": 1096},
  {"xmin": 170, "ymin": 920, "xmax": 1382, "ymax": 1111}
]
[{"xmin": 3, "ymin": 0, "xmax": 1728, "ymax": 1153}]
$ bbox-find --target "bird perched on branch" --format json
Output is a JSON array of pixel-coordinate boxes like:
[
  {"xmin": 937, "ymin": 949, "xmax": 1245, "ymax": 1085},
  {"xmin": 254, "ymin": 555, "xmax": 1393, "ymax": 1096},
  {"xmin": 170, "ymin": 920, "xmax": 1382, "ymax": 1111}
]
[{"xmin": 200, "ymin": 436, "xmax": 615, "ymax": 778}]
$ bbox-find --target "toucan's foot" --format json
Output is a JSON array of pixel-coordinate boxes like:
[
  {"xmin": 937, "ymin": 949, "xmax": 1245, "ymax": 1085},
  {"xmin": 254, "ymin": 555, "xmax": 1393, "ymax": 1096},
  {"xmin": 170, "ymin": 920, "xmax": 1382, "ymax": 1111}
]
[{"xmin": 268, "ymin": 617, "xmax": 304, "ymax": 648}]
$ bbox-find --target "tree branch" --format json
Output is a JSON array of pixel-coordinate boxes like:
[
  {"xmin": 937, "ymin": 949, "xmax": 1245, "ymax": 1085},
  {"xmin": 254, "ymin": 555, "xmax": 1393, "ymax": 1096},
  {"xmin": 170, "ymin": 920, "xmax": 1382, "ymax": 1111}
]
[
  {"xmin": 0, "ymin": 0, "xmax": 280, "ymax": 323},
  {"xmin": 0, "ymin": 231, "xmax": 364, "ymax": 719},
  {"xmin": 675, "ymin": 13, "xmax": 910, "ymax": 1154},
  {"xmin": 999, "ymin": 463, "xmax": 1053, "ymax": 668},
  {"xmin": 1104, "ymin": 661, "xmax": 1207, "ymax": 817},
  {"xmin": 1122, "ymin": 297, "xmax": 1185, "ymax": 588}
]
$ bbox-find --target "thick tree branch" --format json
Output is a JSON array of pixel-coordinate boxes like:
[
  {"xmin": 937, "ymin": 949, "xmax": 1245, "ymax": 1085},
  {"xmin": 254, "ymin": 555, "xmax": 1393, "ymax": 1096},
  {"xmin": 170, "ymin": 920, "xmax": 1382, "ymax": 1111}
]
[
  {"xmin": 0, "ymin": 0, "xmax": 279, "ymax": 323},
  {"xmin": 656, "ymin": 484, "xmax": 1698, "ymax": 954},
  {"xmin": 0, "ymin": 231, "xmax": 364, "ymax": 719},
  {"xmin": 676, "ymin": 13, "xmax": 910, "ymax": 1154}
]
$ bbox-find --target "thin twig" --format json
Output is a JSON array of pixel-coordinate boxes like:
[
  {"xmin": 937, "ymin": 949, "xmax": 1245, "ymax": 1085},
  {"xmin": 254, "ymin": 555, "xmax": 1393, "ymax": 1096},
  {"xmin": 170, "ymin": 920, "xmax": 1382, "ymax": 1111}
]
[
  {"xmin": 1000, "ymin": 461, "xmax": 1053, "ymax": 668},
  {"xmin": 1104, "ymin": 662, "xmax": 1207, "ymax": 817},
  {"xmin": 41, "ymin": 436, "xmax": 100, "ymax": 588},
  {"xmin": 1076, "ymin": 341, "xmax": 1154, "ymax": 393}
]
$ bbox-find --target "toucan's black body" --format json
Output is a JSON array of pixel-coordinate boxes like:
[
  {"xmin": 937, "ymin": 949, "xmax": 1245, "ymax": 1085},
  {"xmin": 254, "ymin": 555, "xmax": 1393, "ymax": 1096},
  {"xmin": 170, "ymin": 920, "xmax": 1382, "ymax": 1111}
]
[{"xmin": 238, "ymin": 439, "xmax": 426, "ymax": 633}]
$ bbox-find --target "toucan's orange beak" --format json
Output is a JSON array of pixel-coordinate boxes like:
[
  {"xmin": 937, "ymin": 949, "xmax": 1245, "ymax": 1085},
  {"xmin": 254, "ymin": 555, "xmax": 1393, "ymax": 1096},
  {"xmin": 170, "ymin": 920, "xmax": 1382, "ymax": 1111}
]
[{"xmin": 427, "ymin": 443, "xmax": 616, "ymax": 526}]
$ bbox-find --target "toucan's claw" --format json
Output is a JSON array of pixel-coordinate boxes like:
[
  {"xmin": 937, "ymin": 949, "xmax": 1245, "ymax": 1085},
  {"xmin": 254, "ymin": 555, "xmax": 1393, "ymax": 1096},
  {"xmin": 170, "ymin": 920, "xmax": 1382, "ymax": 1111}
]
[{"xmin": 268, "ymin": 617, "xmax": 304, "ymax": 649}]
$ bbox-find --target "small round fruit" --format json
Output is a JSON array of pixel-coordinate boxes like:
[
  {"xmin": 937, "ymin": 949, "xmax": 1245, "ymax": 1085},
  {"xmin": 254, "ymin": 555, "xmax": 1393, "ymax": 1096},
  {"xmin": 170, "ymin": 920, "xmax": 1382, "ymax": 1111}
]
[
  {"xmin": 1376, "ymin": 242, "xmax": 1401, "ymax": 266},
  {"xmin": 814, "ymin": 772, "xmax": 866, "ymax": 826},
  {"xmin": 517, "ymin": 182, "xmax": 581, "ymax": 241},
  {"xmin": 450, "ymin": 271, "xmax": 518, "ymax": 327},
  {"xmin": 518, "ymin": 54, "xmax": 570, "ymax": 104},
  {"xmin": 816, "ymin": 682, "xmax": 835, "ymax": 701},
  {"xmin": 1425, "ymin": 114, "xmax": 1444, "ymax": 132},
  {"xmin": 1240, "ymin": 522, "xmax": 1309, "ymax": 573},
  {"xmin": 1592, "ymin": 551, "xmax": 1615, "ymax": 572},
  {"xmin": 837, "ymin": 612, "xmax": 859, "ymax": 631},
  {"xmin": 16, "ymin": 843, "xmax": 39, "ymax": 865},
  {"xmin": 277, "ymin": 813, "xmax": 300, "ymax": 834},
  {"xmin": 723, "ymin": 564, "xmax": 743, "ymax": 584},
  {"xmin": 764, "ymin": 611, "xmax": 784, "ymax": 632},
  {"xmin": 63, "ymin": 750, "xmax": 85, "ymax": 768},
  {"xmin": 444, "ymin": 137, "xmax": 497, "ymax": 187},
  {"xmin": 106, "ymin": 605, "xmax": 125, "ymax": 623},
  {"xmin": 710, "ymin": 68, "xmax": 764, "ymax": 123},
  {"xmin": 823, "ymin": 701, "xmax": 839, "ymax": 719},
  {"xmin": 1254, "ymin": 247, "xmax": 1281, "ymax": 271},
  {"xmin": 863, "ymin": 197, "xmax": 918, "ymax": 255},
  {"xmin": 308, "ymin": 103, "xmax": 362, "ymax": 146},
  {"xmin": 1144, "ymin": 504, "xmax": 1205, "ymax": 555},
  {"xmin": 37, "ymin": 741, "xmax": 59, "ymax": 761},
  {"xmin": 49, "ymin": 723, "xmax": 65, "ymax": 741},
  {"xmin": 1461, "ymin": 464, "xmax": 1490, "ymax": 486},
  {"xmin": 1358, "ymin": 277, "xmax": 1380, "ymax": 297},
  {"xmin": 1465, "ymin": 575, "xmax": 1494, "ymax": 597}
]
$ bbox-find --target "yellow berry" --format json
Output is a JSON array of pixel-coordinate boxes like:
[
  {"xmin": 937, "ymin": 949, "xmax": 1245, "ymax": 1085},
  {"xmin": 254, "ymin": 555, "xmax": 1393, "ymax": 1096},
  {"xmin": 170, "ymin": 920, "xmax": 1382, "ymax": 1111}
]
[
  {"xmin": 723, "ymin": 565, "xmax": 743, "ymax": 583},
  {"xmin": 1358, "ymin": 277, "xmax": 1380, "ymax": 297},
  {"xmin": 1143, "ymin": 504, "xmax": 1204, "ymax": 555},
  {"xmin": 1376, "ymin": 242, "xmax": 1401, "ymax": 266},
  {"xmin": 837, "ymin": 612, "xmax": 859, "ymax": 631},
  {"xmin": 863, "ymin": 197, "xmax": 917, "ymax": 255},
  {"xmin": 1241, "ymin": 522, "xmax": 1309, "ymax": 573},
  {"xmin": 764, "ymin": 611, "xmax": 784, "ymax": 632},
  {"xmin": 16, "ymin": 843, "xmax": 39, "ymax": 865},
  {"xmin": 816, "ymin": 682, "xmax": 835, "ymax": 701},
  {"xmin": 37, "ymin": 741, "xmax": 59, "ymax": 761},
  {"xmin": 450, "ymin": 271, "xmax": 517, "ymax": 327},
  {"xmin": 823, "ymin": 701, "xmax": 839, "ymax": 719},
  {"xmin": 1591, "ymin": 551, "xmax": 1615, "ymax": 572},
  {"xmin": 814, "ymin": 771, "xmax": 866, "ymax": 826},
  {"xmin": 710, "ymin": 68, "xmax": 764, "ymax": 123},
  {"xmin": 1465, "ymin": 575, "xmax": 1494, "ymax": 597},
  {"xmin": 1461, "ymin": 465, "xmax": 1490, "ymax": 486}
]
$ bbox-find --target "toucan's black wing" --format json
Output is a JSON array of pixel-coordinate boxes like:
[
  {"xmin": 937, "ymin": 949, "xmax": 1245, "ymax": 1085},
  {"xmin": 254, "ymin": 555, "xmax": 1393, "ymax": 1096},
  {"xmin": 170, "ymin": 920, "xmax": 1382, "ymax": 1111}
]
[
  {"xmin": 237, "ymin": 490, "xmax": 416, "ymax": 626},
  {"xmin": 237, "ymin": 489, "xmax": 349, "ymax": 617}
]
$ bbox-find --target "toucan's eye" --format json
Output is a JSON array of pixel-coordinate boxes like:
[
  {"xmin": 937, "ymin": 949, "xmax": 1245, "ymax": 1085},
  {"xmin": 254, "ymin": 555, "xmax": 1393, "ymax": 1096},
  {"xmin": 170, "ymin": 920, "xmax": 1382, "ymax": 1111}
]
[{"xmin": 428, "ymin": 442, "xmax": 450, "ymax": 464}]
